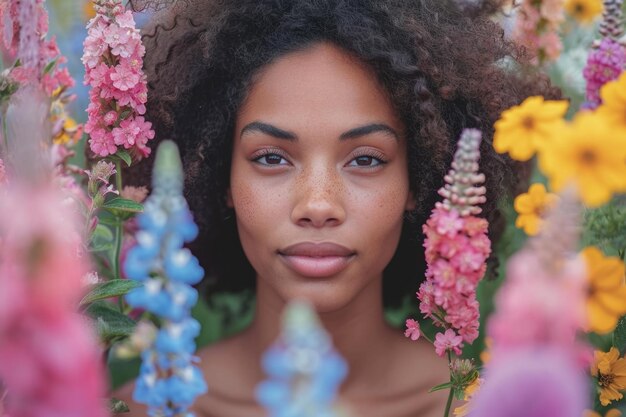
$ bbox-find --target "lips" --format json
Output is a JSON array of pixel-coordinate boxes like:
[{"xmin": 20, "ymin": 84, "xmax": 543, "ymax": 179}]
[{"xmin": 278, "ymin": 242, "xmax": 356, "ymax": 278}]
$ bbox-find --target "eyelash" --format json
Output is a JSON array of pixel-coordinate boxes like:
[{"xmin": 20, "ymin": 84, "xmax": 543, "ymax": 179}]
[{"xmin": 250, "ymin": 148, "xmax": 388, "ymax": 168}]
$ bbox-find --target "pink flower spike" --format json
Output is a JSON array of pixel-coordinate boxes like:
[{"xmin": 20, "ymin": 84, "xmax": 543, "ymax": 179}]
[
  {"xmin": 404, "ymin": 319, "xmax": 421, "ymax": 341},
  {"xmin": 434, "ymin": 329, "xmax": 463, "ymax": 357}
]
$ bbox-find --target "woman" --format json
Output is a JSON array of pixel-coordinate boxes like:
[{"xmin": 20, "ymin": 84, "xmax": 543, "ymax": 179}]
[{"xmin": 120, "ymin": 0, "xmax": 558, "ymax": 415}]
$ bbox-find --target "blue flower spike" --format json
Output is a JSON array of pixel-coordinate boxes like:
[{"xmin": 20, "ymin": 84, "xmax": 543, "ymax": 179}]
[
  {"xmin": 124, "ymin": 140, "xmax": 208, "ymax": 417},
  {"xmin": 256, "ymin": 301, "xmax": 349, "ymax": 417}
]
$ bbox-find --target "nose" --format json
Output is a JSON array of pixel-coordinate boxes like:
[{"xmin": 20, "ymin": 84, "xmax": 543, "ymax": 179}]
[{"xmin": 291, "ymin": 166, "xmax": 346, "ymax": 228}]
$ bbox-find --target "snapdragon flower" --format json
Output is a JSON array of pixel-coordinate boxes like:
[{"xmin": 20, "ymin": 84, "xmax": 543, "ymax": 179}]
[
  {"xmin": 83, "ymin": 0, "xmax": 155, "ymax": 158},
  {"xmin": 124, "ymin": 140, "xmax": 207, "ymax": 416},
  {"xmin": 256, "ymin": 301, "xmax": 348, "ymax": 417}
]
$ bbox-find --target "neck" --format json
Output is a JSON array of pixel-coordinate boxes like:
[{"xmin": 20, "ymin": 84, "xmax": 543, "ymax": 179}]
[{"xmin": 246, "ymin": 276, "xmax": 396, "ymax": 392}]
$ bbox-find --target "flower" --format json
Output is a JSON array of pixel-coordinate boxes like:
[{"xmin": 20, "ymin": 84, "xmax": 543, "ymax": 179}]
[
  {"xmin": 582, "ymin": 247, "xmax": 626, "ymax": 334},
  {"xmin": 0, "ymin": 158, "xmax": 6, "ymax": 185},
  {"xmin": 493, "ymin": 96, "xmax": 568, "ymax": 161},
  {"xmin": 597, "ymin": 71, "xmax": 626, "ymax": 131},
  {"xmin": 584, "ymin": 409, "xmax": 622, "ymax": 417},
  {"xmin": 256, "ymin": 301, "xmax": 347, "ymax": 417},
  {"xmin": 591, "ymin": 347, "xmax": 626, "ymax": 406},
  {"xmin": 470, "ymin": 349, "xmax": 589, "ymax": 417},
  {"xmin": 404, "ymin": 319, "xmax": 421, "ymax": 341},
  {"xmin": 434, "ymin": 329, "xmax": 463, "ymax": 356},
  {"xmin": 582, "ymin": 39, "xmax": 626, "ymax": 109},
  {"xmin": 538, "ymin": 112, "xmax": 626, "ymax": 207},
  {"xmin": 124, "ymin": 141, "xmax": 207, "ymax": 415},
  {"xmin": 565, "ymin": 0, "xmax": 603, "ymax": 23},
  {"xmin": 513, "ymin": 0, "xmax": 564, "ymax": 64},
  {"xmin": 514, "ymin": 183, "xmax": 559, "ymax": 235},
  {"xmin": 121, "ymin": 185, "xmax": 149, "ymax": 203},
  {"xmin": 453, "ymin": 376, "xmax": 482, "ymax": 417}
]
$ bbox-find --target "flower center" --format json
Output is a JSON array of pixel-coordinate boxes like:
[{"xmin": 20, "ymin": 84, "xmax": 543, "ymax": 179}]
[
  {"xmin": 599, "ymin": 372, "xmax": 615, "ymax": 387},
  {"xmin": 574, "ymin": 3, "xmax": 585, "ymax": 15},
  {"xmin": 522, "ymin": 116, "xmax": 535, "ymax": 130},
  {"xmin": 579, "ymin": 149, "xmax": 597, "ymax": 165}
]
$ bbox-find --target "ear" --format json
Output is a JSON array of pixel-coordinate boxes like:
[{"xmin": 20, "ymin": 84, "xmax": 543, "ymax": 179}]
[
  {"xmin": 226, "ymin": 187, "xmax": 234, "ymax": 208},
  {"xmin": 405, "ymin": 190, "xmax": 417, "ymax": 211}
]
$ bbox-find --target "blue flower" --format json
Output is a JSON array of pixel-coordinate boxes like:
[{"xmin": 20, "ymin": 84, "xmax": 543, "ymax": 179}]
[
  {"xmin": 163, "ymin": 248, "xmax": 204, "ymax": 284},
  {"xmin": 155, "ymin": 319, "xmax": 201, "ymax": 354}
]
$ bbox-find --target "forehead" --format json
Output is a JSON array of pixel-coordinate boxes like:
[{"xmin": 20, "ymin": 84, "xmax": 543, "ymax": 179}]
[{"xmin": 236, "ymin": 42, "xmax": 403, "ymax": 134}]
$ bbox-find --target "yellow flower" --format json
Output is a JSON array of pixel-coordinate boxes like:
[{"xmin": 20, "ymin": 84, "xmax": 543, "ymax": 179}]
[
  {"xmin": 514, "ymin": 183, "xmax": 558, "ymax": 235},
  {"xmin": 52, "ymin": 116, "xmax": 83, "ymax": 145},
  {"xmin": 598, "ymin": 71, "xmax": 626, "ymax": 131},
  {"xmin": 584, "ymin": 409, "xmax": 622, "ymax": 417},
  {"xmin": 565, "ymin": 0, "xmax": 603, "ymax": 23},
  {"xmin": 84, "ymin": 0, "xmax": 96, "ymax": 21},
  {"xmin": 493, "ymin": 96, "xmax": 569, "ymax": 161},
  {"xmin": 453, "ymin": 377, "xmax": 482, "ymax": 417},
  {"xmin": 538, "ymin": 112, "xmax": 626, "ymax": 207},
  {"xmin": 591, "ymin": 347, "xmax": 626, "ymax": 406},
  {"xmin": 582, "ymin": 247, "xmax": 626, "ymax": 334}
]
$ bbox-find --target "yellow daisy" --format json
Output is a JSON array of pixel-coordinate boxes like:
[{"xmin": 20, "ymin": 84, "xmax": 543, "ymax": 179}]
[
  {"xmin": 493, "ymin": 96, "xmax": 569, "ymax": 161},
  {"xmin": 598, "ymin": 71, "xmax": 626, "ymax": 131},
  {"xmin": 565, "ymin": 0, "xmax": 604, "ymax": 24},
  {"xmin": 514, "ymin": 183, "xmax": 558, "ymax": 235},
  {"xmin": 584, "ymin": 409, "xmax": 622, "ymax": 417},
  {"xmin": 591, "ymin": 347, "xmax": 626, "ymax": 406},
  {"xmin": 582, "ymin": 247, "xmax": 626, "ymax": 334},
  {"xmin": 538, "ymin": 112, "xmax": 626, "ymax": 207}
]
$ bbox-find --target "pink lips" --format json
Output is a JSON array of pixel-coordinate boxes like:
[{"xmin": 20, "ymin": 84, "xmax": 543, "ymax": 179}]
[{"xmin": 278, "ymin": 242, "xmax": 356, "ymax": 278}]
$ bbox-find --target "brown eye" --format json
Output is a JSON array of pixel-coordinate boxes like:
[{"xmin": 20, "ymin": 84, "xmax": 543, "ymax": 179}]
[
  {"xmin": 348, "ymin": 155, "xmax": 384, "ymax": 167},
  {"xmin": 253, "ymin": 152, "xmax": 289, "ymax": 166}
]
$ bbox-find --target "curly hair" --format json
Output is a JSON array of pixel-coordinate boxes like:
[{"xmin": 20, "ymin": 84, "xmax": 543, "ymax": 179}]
[{"xmin": 126, "ymin": 0, "xmax": 559, "ymax": 308}]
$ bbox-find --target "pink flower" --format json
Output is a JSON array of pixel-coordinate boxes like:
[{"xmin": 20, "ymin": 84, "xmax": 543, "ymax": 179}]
[
  {"xmin": 433, "ymin": 208, "xmax": 464, "ymax": 238},
  {"xmin": 434, "ymin": 329, "xmax": 463, "ymax": 356},
  {"xmin": 109, "ymin": 63, "xmax": 140, "ymax": 91},
  {"xmin": 404, "ymin": 319, "xmax": 421, "ymax": 341},
  {"xmin": 112, "ymin": 116, "xmax": 155, "ymax": 149},
  {"xmin": 0, "ymin": 158, "xmax": 7, "ymax": 185},
  {"xmin": 582, "ymin": 38, "xmax": 626, "ymax": 109},
  {"xmin": 88, "ymin": 128, "xmax": 117, "ymax": 157}
]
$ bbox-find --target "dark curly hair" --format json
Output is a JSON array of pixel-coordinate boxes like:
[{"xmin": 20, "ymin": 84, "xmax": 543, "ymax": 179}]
[{"xmin": 126, "ymin": 0, "xmax": 559, "ymax": 308}]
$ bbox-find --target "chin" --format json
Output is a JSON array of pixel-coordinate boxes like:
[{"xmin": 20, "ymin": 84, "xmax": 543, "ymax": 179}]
[{"xmin": 275, "ymin": 278, "xmax": 371, "ymax": 314}]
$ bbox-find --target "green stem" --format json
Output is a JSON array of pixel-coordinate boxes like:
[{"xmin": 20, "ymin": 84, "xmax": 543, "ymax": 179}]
[
  {"xmin": 113, "ymin": 159, "xmax": 124, "ymax": 311},
  {"xmin": 443, "ymin": 350, "xmax": 454, "ymax": 417}
]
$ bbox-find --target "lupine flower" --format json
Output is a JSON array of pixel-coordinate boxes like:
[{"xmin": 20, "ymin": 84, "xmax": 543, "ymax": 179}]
[
  {"xmin": 256, "ymin": 301, "xmax": 348, "ymax": 417},
  {"xmin": 582, "ymin": 38, "xmax": 626, "ymax": 109},
  {"xmin": 514, "ymin": 183, "xmax": 559, "ymax": 236},
  {"xmin": 124, "ymin": 140, "xmax": 207, "ymax": 416},
  {"xmin": 565, "ymin": 0, "xmax": 603, "ymax": 23},
  {"xmin": 413, "ymin": 129, "xmax": 490, "ymax": 356},
  {"xmin": 468, "ymin": 349, "xmax": 588, "ymax": 417},
  {"xmin": 83, "ymin": 0, "xmax": 154, "ymax": 158},
  {"xmin": 581, "ymin": 247, "xmax": 626, "ymax": 334},
  {"xmin": 598, "ymin": 71, "xmax": 626, "ymax": 130},
  {"xmin": 538, "ymin": 112, "xmax": 626, "ymax": 207},
  {"xmin": 493, "ymin": 96, "xmax": 568, "ymax": 161},
  {"xmin": 591, "ymin": 347, "xmax": 626, "ymax": 406}
]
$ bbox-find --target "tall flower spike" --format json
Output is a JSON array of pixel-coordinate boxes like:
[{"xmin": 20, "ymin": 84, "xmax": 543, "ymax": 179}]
[
  {"xmin": 256, "ymin": 301, "xmax": 348, "ymax": 417},
  {"xmin": 412, "ymin": 128, "xmax": 491, "ymax": 354},
  {"xmin": 124, "ymin": 140, "xmax": 207, "ymax": 417},
  {"xmin": 83, "ymin": 0, "xmax": 155, "ymax": 158},
  {"xmin": 597, "ymin": 0, "xmax": 624, "ymax": 43},
  {"xmin": 437, "ymin": 129, "xmax": 486, "ymax": 217}
]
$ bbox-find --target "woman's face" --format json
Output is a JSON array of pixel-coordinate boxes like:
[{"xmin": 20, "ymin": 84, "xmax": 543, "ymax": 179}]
[{"xmin": 229, "ymin": 42, "xmax": 415, "ymax": 312}]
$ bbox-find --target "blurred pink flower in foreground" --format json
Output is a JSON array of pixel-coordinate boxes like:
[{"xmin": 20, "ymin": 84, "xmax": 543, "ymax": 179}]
[{"xmin": 0, "ymin": 185, "xmax": 108, "ymax": 417}]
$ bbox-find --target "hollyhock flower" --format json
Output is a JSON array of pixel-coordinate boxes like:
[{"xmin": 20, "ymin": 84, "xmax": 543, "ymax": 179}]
[
  {"xmin": 493, "ymin": 96, "xmax": 569, "ymax": 161},
  {"xmin": 591, "ymin": 347, "xmax": 626, "ymax": 406},
  {"xmin": 582, "ymin": 247, "xmax": 626, "ymax": 334},
  {"xmin": 434, "ymin": 329, "xmax": 463, "ymax": 356},
  {"xmin": 538, "ymin": 112, "xmax": 626, "ymax": 207},
  {"xmin": 83, "ymin": 0, "xmax": 155, "ymax": 158},
  {"xmin": 413, "ymin": 129, "xmax": 490, "ymax": 351},
  {"xmin": 124, "ymin": 141, "xmax": 207, "ymax": 416},
  {"xmin": 582, "ymin": 38, "xmax": 626, "ymax": 109},
  {"xmin": 256, "ymin": 301, "xmax": 347, "ymax": 417},
  {"xmin": 468, "ymin": 350, "xmax": 588, "ymax": 417},
  {"xmin": 404, "ymin": 319, "xmax": 421, "ymax": 341},
  {"xmin": 514, "ymin": 183, "xmax": 559, "ymax": 236}
]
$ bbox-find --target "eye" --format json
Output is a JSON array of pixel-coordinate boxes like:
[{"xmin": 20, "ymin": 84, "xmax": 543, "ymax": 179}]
[
  {"xmin": 347, "ymin": 153, "xmax": 387, "ymax": 168},
  {"xmin": 251, "ymin": 150, "xmax": 290, "ymax": 166}
]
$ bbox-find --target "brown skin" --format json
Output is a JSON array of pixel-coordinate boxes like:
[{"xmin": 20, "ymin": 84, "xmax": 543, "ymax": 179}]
[{"xmin": 116, "ymin": 43, "xmax": 452, "ymax": 417}]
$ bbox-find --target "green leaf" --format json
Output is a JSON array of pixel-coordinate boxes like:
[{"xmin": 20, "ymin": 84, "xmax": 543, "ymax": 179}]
[
  {"xmin": 115, "ymin": 149, "xmax": 132, "ymax": 167},
  {"xmin": 428, "ymin": 382, "xmax": 453, "ymax": 393},
  {"xmin": 80, "ymin": 280, "xmax": 141, "ymax": 307},
  {"xmin": 102, "ymin": 197, "xmax": 143, "ymax": 213},
  {"xmin": 613, "ymin": 315, "xmax": 626, "ymax": 355},
  {"xmin": 89, "ymin": 224, "xmax": 114, "ymax": 252},
  {"xmin": 109, "ymin": 398, "xmax": 130, "ymax": 414},
  {"xmin": 43, "ymin": 59, "xmax": 58, "ymax": 75},
  {"xmin": 85, "ymin": 301, "xmax": 136, "ymax": 346}
]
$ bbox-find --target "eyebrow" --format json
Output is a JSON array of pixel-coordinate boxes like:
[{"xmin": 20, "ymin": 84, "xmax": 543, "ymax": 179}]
[{"xmin": 239, "ymin": 121, "xmax": 399, "ymax": 142}]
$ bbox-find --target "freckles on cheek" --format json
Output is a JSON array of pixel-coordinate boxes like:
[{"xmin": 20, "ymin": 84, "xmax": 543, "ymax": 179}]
[{"xmin": 231, "ymin": 179, "xmax": 288, "ymax": 227}]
